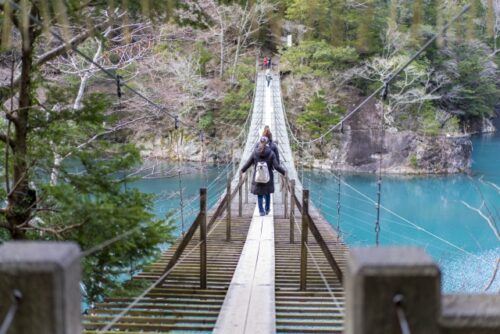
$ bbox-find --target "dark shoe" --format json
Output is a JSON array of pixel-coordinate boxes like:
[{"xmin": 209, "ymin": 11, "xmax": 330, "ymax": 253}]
[
  {"xmin": 260, "ymin": 212, "xmax": 266, "ymax": 216},
  {"xmin": 265, "ymin": 210, "xmax": 270, "ymax": 215}
]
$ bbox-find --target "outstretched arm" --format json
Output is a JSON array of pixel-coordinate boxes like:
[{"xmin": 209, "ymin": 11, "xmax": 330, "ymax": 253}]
[
  {"xmin": 272, "ymin": 145, "xmax": 280, "ymax": 165},
  {"xmin": 241, "ymin": 155, "xmax": 254, "ymax": 174},
  {"xmin": 272, "ymin": 154, "xmax": 286, "ymax": 176}
]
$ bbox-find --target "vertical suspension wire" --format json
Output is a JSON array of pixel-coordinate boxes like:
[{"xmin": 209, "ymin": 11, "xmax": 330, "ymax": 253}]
[
  {"xmin": 300, "ymin": 143, "xmax": 305, "ymax": 186},
  {"xmin": 200, "ymin": 131, "xmax": 208, "ymax": 188},
  {"xmin": 335, "ymin": 122, "xmax": 344, "ymax": 240},
  {"xmin": 177, "ymin": 169, "xmax": 185, "ymax": 237},
  {"xmin": 375, "ymin": 82, "xmax": 388, "ymax": 246}
]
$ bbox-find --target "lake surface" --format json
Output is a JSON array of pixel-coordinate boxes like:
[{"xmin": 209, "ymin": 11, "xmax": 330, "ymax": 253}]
[
  {"xmin": 131, "ymin": 161, "xmax": 233, "ymax": 242},
  {"xmin": 302, "ymin": 119, "xmax": 500, "ymax": 293},
  {"xmin": 135, "ymin": 119, "xmax": 499, "ymax": 293}
]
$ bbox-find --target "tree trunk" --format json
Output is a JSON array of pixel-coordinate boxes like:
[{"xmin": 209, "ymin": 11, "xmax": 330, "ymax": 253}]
[{"xmin": 6, "ymin": 20, "xmax": 36, "ymax": 239}]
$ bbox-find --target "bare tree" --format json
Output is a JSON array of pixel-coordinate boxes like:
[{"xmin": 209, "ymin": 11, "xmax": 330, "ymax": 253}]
[
  {"xmin": 228, "ymin": 1, "xmax": 276, "ymax": 82},
  {"xmin": 46, "ymin": 20, "xmax": 154, "ymax": 185},
  {"xmin": 487, "ymin": 0, "xmax": 500, "ymax": 57}
]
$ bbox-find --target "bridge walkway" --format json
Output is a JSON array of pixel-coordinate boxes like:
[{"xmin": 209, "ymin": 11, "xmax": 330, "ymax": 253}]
[
  {"xmin": 83, "ymin": 71, "xmax": 350, "ymax": 333},
  {"xmin": 83, "ymin": 193, "xmax": 258, "ymax": 333}
]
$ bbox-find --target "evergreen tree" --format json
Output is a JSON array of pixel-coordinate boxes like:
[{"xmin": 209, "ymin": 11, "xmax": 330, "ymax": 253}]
[{"xmin": 0, "ymin": 0, "xmax": 177, "ymax": 303}]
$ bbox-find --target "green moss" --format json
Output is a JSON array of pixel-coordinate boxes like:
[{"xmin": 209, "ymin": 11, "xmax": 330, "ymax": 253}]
[{"xmin": 409, "ymin": 155, "xmax": 418, "ymax": 168}]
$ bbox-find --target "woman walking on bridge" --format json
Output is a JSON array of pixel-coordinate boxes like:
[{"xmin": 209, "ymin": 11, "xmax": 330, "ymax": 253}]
[
  {"xmin": 256, "ymin": 125, "xmax": 279, "ymax": 165},
  {"xmin": 241, "ymin": 136, "xmax": 286, "ymax": 216}
]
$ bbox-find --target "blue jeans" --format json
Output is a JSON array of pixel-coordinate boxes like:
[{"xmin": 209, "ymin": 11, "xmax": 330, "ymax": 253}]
[{"xmin": 257, "ymin": 194, "xmax": 270, "ymax": 214}]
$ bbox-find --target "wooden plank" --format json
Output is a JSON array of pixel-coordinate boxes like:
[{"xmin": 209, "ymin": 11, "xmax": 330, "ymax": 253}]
[{"xmin": 214, "ymin": 203, "xmax": 276, "ymax": 334}]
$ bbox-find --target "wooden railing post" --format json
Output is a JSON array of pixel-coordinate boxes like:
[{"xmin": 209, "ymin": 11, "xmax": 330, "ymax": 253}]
[
  {"xmin": 284, "ymin": 177, "xmax": 289, "ymax": 219},
  {"xmin": 245, "ymin": 171, "xmax": 249, "ymax": 203},
  {"xmin": 238, "ymin": 174, "xmax": 243, "ymax": 217},
  {"xmin": 290, "ymin": 179, "xmax": 295, "ymax": 244},
  {"xmin": 300, "ymin": 189, "xmax": 309, "ymax": 291},
  {"xmin": 200, "ymin": 188, "xmax": 207, "ymax": 289},
  {"xmin": 226, "ymin": 173, "xmax": 232, "ymax": 241},
  {"xmin": 281, "ymin": 175, "xmax": 285, "ymax": 204}
]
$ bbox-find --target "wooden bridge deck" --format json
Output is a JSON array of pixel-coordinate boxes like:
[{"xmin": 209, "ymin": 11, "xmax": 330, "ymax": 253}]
[
  {"xmin": 274, "ymin": 196, "xmax": 348, "ymax": 333},
  {"xmin": 83, "ymin": 71, "xmax": 350, "ymax": 333},
  {"xmin": 83, "ymin": 191, "xmax": 349, "ymax": 333},
  {"xmin": 83, "ymin": 198, "xmax": 256, "ymax": 333}
]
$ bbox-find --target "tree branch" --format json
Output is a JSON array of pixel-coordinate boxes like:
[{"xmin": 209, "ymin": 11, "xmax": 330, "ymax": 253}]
[
  {"xmin": 0, "ymin": 18, "xmax": 113, "ymax": 93},
  {"xmin": 21, "ymin": 221, "xmax": 87, "ymax": 239},
  {"xmin": 0, "ymin": 131, "xmax": 15, "ymax": 151}
]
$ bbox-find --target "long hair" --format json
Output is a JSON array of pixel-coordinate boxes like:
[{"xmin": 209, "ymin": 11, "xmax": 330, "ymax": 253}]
[
  {"xmin": 258, "ymin": 141, "xmax": 267, "ymax": 154},
  {"xmin": 263, "ymin": 126, "xmax": 272, "ymax": 141}
]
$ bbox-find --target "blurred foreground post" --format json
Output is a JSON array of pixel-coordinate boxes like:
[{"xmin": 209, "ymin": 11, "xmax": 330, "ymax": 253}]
[{"xmin": 0, "ymin": 242, "xmax": 81, "ymax": 334}]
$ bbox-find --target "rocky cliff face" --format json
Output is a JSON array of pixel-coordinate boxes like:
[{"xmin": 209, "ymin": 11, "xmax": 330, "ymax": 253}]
[
  {"xmin": 137, "ymin": 131, "xmax": 242, "ymax": 164},
  {"xmin": 299, "ymin": 91, "xmax": 474, "ymax": 174},
  {"xmin": 334, "ymin": 129, "xmax": 472, "ymax": 174}
]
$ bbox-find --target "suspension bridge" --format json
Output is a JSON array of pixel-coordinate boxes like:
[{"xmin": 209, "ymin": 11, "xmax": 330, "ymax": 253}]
[{"xmin": 82, "ymin": 71, "xmax": 349, "ymax": 333}]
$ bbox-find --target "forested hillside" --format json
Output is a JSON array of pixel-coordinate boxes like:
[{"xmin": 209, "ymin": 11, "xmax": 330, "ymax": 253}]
[
  {"xmin": 277, "ymin": 0, "xmax": 499, "ymax": 172},
  {"xmin": 0, "ymin": 0, "xmax": 498, "ymax": 303}
]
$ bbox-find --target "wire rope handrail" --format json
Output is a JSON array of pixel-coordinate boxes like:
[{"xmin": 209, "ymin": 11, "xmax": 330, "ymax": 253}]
[
  {"xmin": 94, "ymin": 173, "xmax": 248, "ymax": 332},
  {"xmin": 312, "ymin": 171, "xmax": 492, "ymax": 266},
  {"xmin": 300, "ymin": 174, "xmax": 492, "ymax": 261},
  {"xmin": 282, "ymin": 175, "xmax": 345, "ymax": 317},
  {"xmin": 281, "ymin": 175, "xmax": 344, "ymax": 284}
]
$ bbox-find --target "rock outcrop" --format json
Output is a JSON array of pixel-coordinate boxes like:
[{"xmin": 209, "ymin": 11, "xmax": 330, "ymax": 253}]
[{"xmin": 297, "ymin": 90, "xmax": 474, "ymax": 174}]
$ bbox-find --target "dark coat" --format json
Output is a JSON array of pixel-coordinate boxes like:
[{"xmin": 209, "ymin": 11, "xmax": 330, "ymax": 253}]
[
  {"xmin": 254, "ymin": 140, "xmax": 280, "ymax": 165},
  {"xmin": 241, "ymin": 146, "xmax": 286, "ymax": 195}
]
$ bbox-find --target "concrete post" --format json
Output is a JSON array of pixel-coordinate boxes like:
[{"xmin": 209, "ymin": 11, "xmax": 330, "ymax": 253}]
[
  {"xmin": 440, "ymin": 294, "xmax": 500, "ymax": 334},
  {"xmin": 0, "ymin": 242, "xmax": 82, "ymax": 334},
  {"xmin": 345, "ymin": 247, "xmax": 440, "ymax": 334}
]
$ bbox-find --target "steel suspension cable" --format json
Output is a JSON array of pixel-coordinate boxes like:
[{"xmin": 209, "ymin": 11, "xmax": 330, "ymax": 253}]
[
  {"xmin": 375, "ymin": 84, "xmax": 388, "ymax": 246},
  {"xmin": 95, "ymin": 211, "xmax": 229, "ymax": 333},
  {"xmin": 280, "ymin": 4, "xmax": 471, "ymax": 146},
  {"xmin": 304, "ymin": 173, "xmax": 490, "ymax": 260},
  {"xmin": 82, "ymin": 163, "xmax": 230, "ymax": 258},
  {"xmin": 335, "ymin": 174, "xmax": 490, "ymax": 265},
  {"xmin": 0, "ymin": 290, "xmax": 22, "ymax": 334},
  {"xmin": 291, "ymin": 216, "xmax": 344, "ymax": 316}
]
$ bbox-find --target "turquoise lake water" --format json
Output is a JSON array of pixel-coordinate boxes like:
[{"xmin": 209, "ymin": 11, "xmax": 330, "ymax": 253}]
[
  {"xmin": 134, "ymin": 120, "xmax": 499, "ymax": 293},
  {"xmin": 302, "ymin": 120, "xmax": 500, "ymax": 293}
]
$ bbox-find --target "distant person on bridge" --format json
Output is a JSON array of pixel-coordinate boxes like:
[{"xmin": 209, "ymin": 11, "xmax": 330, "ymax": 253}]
[
  {"xmin": 265, "ymin": 69, "xmax": 272, "ymax": 87},
  {"xmin": 262, "ymin": 56, "xmax": 268, "ymax": 70},
  {"xmin": 241, "ymin": 136, "xmax": 286, "ymax": 216},
  {"xmin": 268, "ymin": 56, "xmax": 272, "ymax": 69},
  {"xmin": 255, "ymin": 125, "xmax": 279, "ymax": 165}
]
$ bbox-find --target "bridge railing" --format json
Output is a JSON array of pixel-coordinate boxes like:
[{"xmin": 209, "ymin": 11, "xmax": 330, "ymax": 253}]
[
  {"xmin": 281, "ymin": 174, "xmax": 344, "ymax": 288},
  {"xmin": 157, "ymin": 172, "xmax": 248, "ymax": 287}
]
